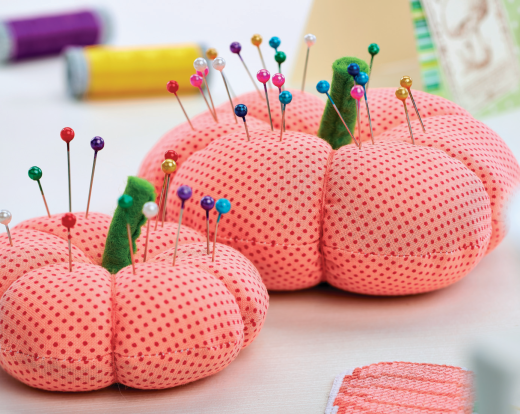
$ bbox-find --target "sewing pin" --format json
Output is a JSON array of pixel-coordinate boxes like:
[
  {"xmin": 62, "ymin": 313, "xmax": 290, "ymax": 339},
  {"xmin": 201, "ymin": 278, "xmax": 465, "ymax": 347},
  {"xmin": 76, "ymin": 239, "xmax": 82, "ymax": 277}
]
[
  {"xmin": 60, "ymin": 127, "xmax": 75, "ymax": 212},
  {"xmin": 400, "ymin": 76, "xmax": 426, "ymax": 132},
  {"xmin": 194, "ymin": 58, "xmax": 218, "ymax": 122},
  {"xmin": 212, "ymin": 198, "xmax": 231, "ymax": 262},
  {"xmin": 0, "ymin": 210, "xmax": 13, "ymax": 246},
  {"xmin": 61, "ymin": 212, "xmax": 76, "ymax": 272},
  {"xmin": 190, "ymin": 74, "xmax": 217, "ymax": 122},
  {"xmin": 347, "ymin": 63, "xmax": 360, "ymax": 85},
  {"xmin": 234, "ymin": 104, "xmax": 250, "ymax": 141},
  {"xmin": 257, "ymin": 69, "xmax": 274, "ymax": 131},
  {"xmin": 86, "ymin": 136, "xmax": 104, "ymax": 218},
  {"xmin": 172, "ymin": 185, "xmax": 192, "ymax": 266},
  {"xmin": 251, "ymin": 34, "xmax": 271, "ymax": 88},
  {"xmin": 274, "ymin": 51, "xmax": 286, "ymax": 75},
  {"xmin": 167, "ymin": 80, "xmax": 195, "ymax": 130},
  {"xmin": 350, "ymin": 85, "xmax": 364, "ymax": 148},
  {"xmin": 354, "ymin": 72, "xmax": 375, "ymax": 144},
  {"xmin": 301, "ymin": 34, "xmax": 316, "ymax": 92},
  {"xmin": 396, "ymin": 87, "xmax": 415, "ymax": 145},
  {"xmin": 212, "ymin": 57, "xmax": 237, "ymax": 123},
  {"xmin": 272, "ymin": 73, "xmax": 286, "ymax": 131},
  {"xmin": 269, "ymin": 36, "xmax": 281, "ymax": 52},
  {"xmin": 28, "ymin": 166, "xmax": 51, "ymax": 217},
  {"xmin": 161, "ymin": 158, "xmax": 177, "ymax": 228},
  {"xmin": 230, "ymin": 41, "xmax": 262, "ymax": 98},
  {"xmin": 142, "ymin": 201, "xmax": 158, "ymax": 262},
  {"xmin": 200, "ymin": 196, "xmax": 215, "ymax": 255},
  {"xmin": 279, "ymin": 91, "xmax": 292, "ymax": 142},
  {"xmin": 367, "ymin": 43, "xmax": 380, "ymax": 89}
]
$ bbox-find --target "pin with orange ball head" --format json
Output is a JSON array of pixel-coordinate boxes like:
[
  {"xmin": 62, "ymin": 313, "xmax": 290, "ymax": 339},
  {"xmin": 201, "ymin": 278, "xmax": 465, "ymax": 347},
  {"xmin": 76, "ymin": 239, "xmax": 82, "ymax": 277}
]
[
  {"xmin": 142, "ymin": 201, "xmax": 158, "ymax": 262},
  {"xmin": 200, "ymin": 196, "xmax": 215, "ymax": 255},
  {"xmin": 257, "ymin": 69, "xmax": 274, "ymax": 131},
  {"xmin": 118, "ymin": 195, "xmax": 136, "ymax": 274},
  {"xmin": 348, "ymin": 63, "xmax": 360, "ymax": 86},
  {"xmin": 367, "ymin": 43, "xmax": 380, "ymax": 89},
  {"xmin": 235, "ymin": 104, "xmax": 250, "ymax": 141},
  {"xmin": 400, "ymin": 76, "xmax": 425, "ymax": 132},
  {"xmin": 350, "ymin": 85, "xmax": 364, "ymax": 149},
  {"xmin": 194, "ymin": 58, "xmax": 218, "ymax": 122},
  {"xmin": 316, "ymin": 80, "xmax": 359, "ymax": 148},
  {"xmin": 273, "ymin": 73, "xmax": 286, "ymax": 131},
  {"xmin": 167, "ymin": 80, "xmax": 195, "ymax": 131},
  {"xmin": 85, "ymin": 136, "xmax": 104, "ymax": 218},
  {"xmin": 274, "ymin": 51, "xmax": 286, "ymax": 75},
  {"xmin": 212, "ymin": 198, "xmax": 231, "ymax": 262},
  {"xmin": 172, "ymin": 185, "xmax": 192, "ymax": 266},
  {"xmin": 60, "ymin": 127, "xmax": 75, "ymax": 212},
  {"xmin": 301, "ymin": 34, "xmax": 316, "ymax": 92},
  {"xmin": 395, "ymin": 87, "xmax": 415, "ymax": 145},
  {"xmin": 252, "ymin": 34, "xmax": 272, "ymax": 88},
  {"xmin": 61, "ymin": 212, "xmax": 76, "ymax": 272},
  {"xmin": 159, "ymin": 157, "xmax": 177, "ymax": 229},
  {"xmin": 0, "ymin": 210, "xmax": 13, "ymax": 246},
  {"xmin": 212, "ymin": 57, "xmax": 237, "ymax": 123},
  {"xmin": 190, "ymin": 74, "xmax": 217, "ymax": 122},
  {"xmin": 230, "ymin": 42, "xmax": 262, "ymax": 99},
  {"xmin": 279, "ymin": 91, "xmax": 292, "ymax": 142},
  {"xmin": 28, "ymin": 166, "xmax": 51, "ymax": 217},
  {"xmin": 354, "ymin": 72, "xmax": 375, "ymax": 144},
  {"xmin": 206, "ymin": 48, "xmax": 217, "ymax": 61}
]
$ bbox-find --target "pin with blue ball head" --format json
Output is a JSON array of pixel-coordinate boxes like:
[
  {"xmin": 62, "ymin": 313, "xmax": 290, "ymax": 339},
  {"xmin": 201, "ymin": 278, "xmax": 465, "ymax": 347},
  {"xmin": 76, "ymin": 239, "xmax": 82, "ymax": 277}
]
[
  {"xmin": 28, "ymin": 166, "xmax": 51, "ymax": 217},
  {"xmin": 279, "ymin": 91, "xmax": 292, "ymax": 142},
  {"xmin": 212, "ymin": 198, "xmax": 231, "ymax": 262},
  {"xmin": 235, "ymin": 104, "xmax": 250, "ymax": 141},
  {"xmin": 230, "ymin": 42, "xmax": 262, "ymax": 99},
  {"xmin": 354, "ymin": 72, "xmax": 375, "ymax": 144},
  {"xmin": 200, "ymin": 196, "xmax": 215, "ymax": 254},
  {"xmin": 86, "ymin": 136, "xmax": 104, "ymax": 218},
  {"xmin": 0, "ymin": 210, "xmax": 13, "ymax": 246},
  {"xmin": 316, "ymin": 80, "xmax": 359, "ymax": 148},
  {"xmin": 172, "ymin": 185, "xmax": 193, "ymax": 266},
  {"xmin": 274, "ymin": 51, "xmax": 286, "ymax": 75},
  {"xmin": 269, "ymin": 36, "xmax": 281, "ymax": 52},
  {"xmin": 367, "ymin": 43, "xmax": 380, "ymax": 89},
  {"xmin": 118, "ymin": 194, "xmax": 136, "ymax": 274},
  {"xmin": 347, "ymin": 63, "xmax": 360, "ymax": 86}
]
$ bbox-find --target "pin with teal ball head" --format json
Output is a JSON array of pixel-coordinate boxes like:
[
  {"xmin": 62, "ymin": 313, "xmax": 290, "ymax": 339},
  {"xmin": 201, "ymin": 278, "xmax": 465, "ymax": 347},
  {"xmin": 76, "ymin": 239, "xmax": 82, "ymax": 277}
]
[
  {"xmin": 212, "ymin": 57, "xmax": 237, "ymax": 123},
  {"xmin": 230, "ymin": 42, "xmax": 262, "ymax": 99},
  {"xmin": 354, "ymin": 72, "xmax": 375, "ymax": 144},
  {"xmin": 235, "ymin": 104, "xmax": 250, "ymax": 141},
  {"xmin": 85, "ymin": 136, "xmax": 104, "ymax": 218},
  {"xmin": 194, "ymin": 58, "xmax": 218, "ymax": 122},
  {"xmin": 257, "ymin": 69, "xmax": 274, "ymax": 131},
  {"xmin": 172, "ymin": 185, "xmax": 192, "ymax": 266},
  {"xmin": 301, "ymin": 34, "xmax": 316, "ymax": 92},
  {"xmin": 274, "ymin": 51, "xmax": 286, "ymax": 75},
  {"xmin": 347, "ymin": 63, "xmax": 360, "ymax": 85},
  {"xmin": 190, "ymin": 74, "xmax": 217, "ymax": 122},
  {"xmin": 167, "ymin": 80, "xmax": 195, "ymax": 130},
  {"xmin": 157, "ymin": 157, "xmax": 177, "ymax": 230},
  {"xmin": 269, "ymin": 36, "xmax": 281, "ymax": 52},
  {"xmin": 118, "ymin": 194, "xmax": 136, "ymax": 275},
  {"xmin": 200, "ymin": 196, "xmax": 215, "ymax": 255},
  {"xmin": 212, "ymin": 198, "xmax": 231, "ymax": 262},
  {"xmin": 316, "ymin": 80, "xmax": 359, "ymax": 148},
  {"xmin": 400, "ymin": 76, "xmax": 425, "ymax": 132},
  {"xmin": 0, "ymin": 210, "xmax": 13, "ymax": 246},
  {"xmin": 142, "ymin": 201, "xmax": 158, "ymax": 262},
  {"xmin": 367, "ymin": 43, "xmax": 380, "ymax": 89},
  {"xmin": 279, "ymin": 91, "xmax": 292, "ymax": 142},
  {"xmin": 61, "ymin": 212, "xmax": 76, "ymax": 272},
  {"xmin": 272, "ymin": 73, "xmax": 286, "ymax": 131},
  {"xmin": 60, "ymin": 127, "xmax": 75, "ymax": 212},
  {"xmin": 351, "ymin": 85, "xmax": 365, "ymax": 149},
  {"xmin": 28, "ymin": 166, "xmax": 51, "ymax": 217}
]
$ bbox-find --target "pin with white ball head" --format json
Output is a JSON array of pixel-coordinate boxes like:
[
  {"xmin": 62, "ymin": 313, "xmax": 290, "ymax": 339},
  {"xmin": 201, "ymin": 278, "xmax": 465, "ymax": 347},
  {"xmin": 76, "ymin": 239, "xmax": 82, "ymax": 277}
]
[
  {"xmin": 257, "ymin": 69, "xmax": 274, "ymax": 131},
  {"xmin": 354, "ymin": 72, "xmax": 375, "ymax": 144},
  {"xmin": 167, "ymin": 80, "xmax": 195, "ymax": 130},
  {"xmin": 367, "ymin": 43, "xmax": 380, "ymax": 89},
  {"xmin": 400, "ymin": 76, "xmax": 425, "ymax": 132},
  {"xmin": 301, "ymin": 34, "xmax": 316, "ymax": 92},
  {"xmin": 395, "ymin": 87, "xmax": 415, "ymax": 145},
  {"xmin": 350, "ymin": 85, "xmax": 364, "ymax": 149},
  {"xmin": 194, "ymin": 58, "xmax": 218, "ymax": 122},
  {"xmin": 235, "ymin": 104, "xmax": 250, "ymax": 141},
  {"xmin": 0, "ymin": 210, "xmax": 13, "ymax": 246},
  {"xmin": 200, "ymin": 196, "xmax": 215, "ymax": 255},
  {"xmin": 28, "ymin": 166, "xmax": 51, "ymax": 217},
  {"xmin": 212, "ymin": 198, "xmax": 231, "ymax": 262},
  {"xmin": 142, "ymin": 201, "xmax": 158, "ymax": 262},
  {"xmin": 230, "ymin": 42, "xmax": 262, "ymax": 99},
  {"xmin": 212, "ymin": 57, "xmax": 237, "ymax": 123},
  {"xmin": 172, "ymin": 186, "xmax": 192, "ymax": 266},
  {"xmin": 272, "ymin": 73, "xmax": 286, "ymax": 131},
  {"xmin": 190, "ymin": 74, "xmax": 217, "ymax": 122},
  {"xmin": 279, "ymin": 91, "xmax": 292, "ymax": 142},
  {"xmin": 316, "ymin": 80, "xmax": 359, "ymax": 148},
  {"xmin": 208, "ymin": 48, "xmax": 236, "ymax": 98},
  {"xmin": 86, "ymin": 136, "xmax": 104, "ymax": 218},
  {"xmin": 118, "ymin": 195, "xmax": 136, "ymax": 274},
  {"xmin": 61, "ymin": 212, "xmax": 76, "ymax": 272},
  {"xmin": 251, "ymin": 34, "xmax": 272, "ymax": 88},
  {"xmin": 60, "ymin": 127, "xmax": 75, "ymax": 212},
  {"xmin": 157, "ymin": 156, "xmax": 177, "ymax": 229}
]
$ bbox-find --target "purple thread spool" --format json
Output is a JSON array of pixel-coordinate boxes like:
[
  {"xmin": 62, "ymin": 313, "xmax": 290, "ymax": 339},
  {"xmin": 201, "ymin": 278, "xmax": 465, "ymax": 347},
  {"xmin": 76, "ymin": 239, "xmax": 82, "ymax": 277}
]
[{"xmin": 0, "ymin": 9, "xmax": 110, "ymax": 62}]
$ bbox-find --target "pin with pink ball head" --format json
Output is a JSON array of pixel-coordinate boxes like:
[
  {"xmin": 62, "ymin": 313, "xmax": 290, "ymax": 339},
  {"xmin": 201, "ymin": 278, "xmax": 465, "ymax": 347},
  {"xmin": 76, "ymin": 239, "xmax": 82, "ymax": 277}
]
[
  {"xmin": 142, "ymin": 201, "xmax": 158, "ymax": 262},
  {"xmin": 316, "ymin": 81, "xmax": 359, "ymax": 148},
  {"xmin": 279, "ymin": 91, "xmax": 292, "ymax": 142},
  {"xmin": 235, "ymin": 104, "xmax": 250, "ymax": 141},
  {"xmin": 395, "ymin": 87, "xmax": 415, "ymax": 145},
  {"xmin": 273, "ymin": 73, "xmax": 286, "ymax": 131},
  {"xmin": 0, "ymin": 210, "xmax": 13, "ymax": 246},
  {"xmin": 200, "ymin": 196, "xmax": 215, "ymax": 255},
  {"xmin": 230, "ymin": 42, "xmax": 262, "ymax": 99},
  {"xmin": 400, "ymin": 76, "xmax": 425, "ymax": 132},
  {"xmin": 212, "ymin": 198, "xmax": 231, "ymax": 262},
  {"xmin": 190, "ymin": 74, "xmax": 217, "ymax": 122},
  {"xmin": 301, "ymin": 34, "xmax": 316, "ymax": 92},
  {"xmin": 212, "ymin": 57, "xmax": 237, "ymax": 123},
  {"xmin": 367, "ymin": 43, "xmax": 380, "ymax": 89},
  {"xmin": 61, "ymin": 212, "xmax": 76, "ymax": 272},
  {"xmin": 85, "ymin": 136, "xmax": 104, "ymax": 218},
  {"xmin": 155, "ymin": 157, "xmax": 177, "ymax": 230},
  {"xmin": 28, "ymin": 166, "xmax": 51, "ymax": 217},
  {"xmin": 257, "ymin": 69, "xmax": 274, "ymax": 131},
  {"xmin": 350, "ymin": 85, "xmax": 364, "ymax": 149},
  {"xmin": 194, "ymin": 58, "xmax": 218, "ymax": 122},
  {"xmin": 172, "ymin": 185, "xmax": 192, "ymax": 266},
  {"xmin": 60, "ymin": 127, "xmax": 75, "ymax": 212},
  {"xmin": 354, "ymin": 72, "xmax": 375, "ymax": 144},
  {"xmin": 167, "ymin": 80, "xmax": 195, "ymax": 131},
  {"xmin": 118, "ymin": 195, "xmax": 136, "ymax": 274}
]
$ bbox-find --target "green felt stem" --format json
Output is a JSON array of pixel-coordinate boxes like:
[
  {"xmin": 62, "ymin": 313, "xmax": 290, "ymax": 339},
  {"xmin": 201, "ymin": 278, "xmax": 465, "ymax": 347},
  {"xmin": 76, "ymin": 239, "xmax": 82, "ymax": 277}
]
[
  {"xmin": 317, "ymin": 57, "xmax": 370, "ymax": 149},
  {"xmin": 102, "ymin": 176, "xmax": 156, "ymax": 274}
]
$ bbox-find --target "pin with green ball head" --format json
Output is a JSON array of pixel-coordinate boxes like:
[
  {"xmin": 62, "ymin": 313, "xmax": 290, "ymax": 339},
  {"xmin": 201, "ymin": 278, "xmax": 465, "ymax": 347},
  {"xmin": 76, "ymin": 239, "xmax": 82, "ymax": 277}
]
[
  {"xmin": 200, "ymin": 196, "xmax": 215, "ymax": 255},
  {"xmin": 212, "ymin": 198, "xmax": 231, "ymax": 262},
  {"xmin": 28, "ymin": 166, "xmax": 51, "ymax": 217},
  {"xmin": 367, "ymin": 43, "xmax": 379, "ymax": 89},
  {"xmin": 235, "ymin": 104, "xmax": 250, "ymax": 141},
  {"xmin": 61, "ymin": 213, "xmax": 76, "ymax": 272},
  {"xmin": 274, "ymin": 51, "xmax": 286, "ymax": 75},
  {"xmin": 118, "ymin": 194, "xmax": 136, "ymax": 275},
  {"xmin": 354, "ymin": 72, "xmax": 375, "ymax": 144},
  {"xmin": 86, "ymin": 136, "xmax": 104, "ymax": 218},
  {"xmin": 0, "ymin": 210, "xmax": 13, "ymax": 246},
  {"xmin": 279, "ymin": 91, "xmax": 292, "ymax": 142},
  {"xmin": 172, "ymin": 185, "xmax": 192, "ymax": 266},
  {"xmin": 60, "ymin": 127, "xmax": 75, "ymax": 213},
  {"xmin": 142, "ymin": 201, "xmax": 158, "ymax": 262},
  {"xmin": 316, "ymin": 80, "xmax": 359, "ymax": 148}
]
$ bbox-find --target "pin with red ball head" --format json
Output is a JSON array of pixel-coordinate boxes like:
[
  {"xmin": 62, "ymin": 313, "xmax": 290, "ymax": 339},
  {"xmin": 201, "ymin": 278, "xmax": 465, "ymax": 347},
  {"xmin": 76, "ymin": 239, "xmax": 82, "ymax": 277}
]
[
  {"xmin": 212, "ymin": 198, "xmax": 231, "ymax": 262},
  {"xmin": 60, "ymin": 127, "xmax": 75, "ymax": 212},
  {"xmin": 212, "ymin": 57, "xmax": 237, "ymax": 123},
  {"xmin": 28, "ymin": 166, "xmax": 51, "ymax": 217},
  {"xmin": 350, "ymin": 85, "xmax": 365, "ymax": 149},
  {"xmin": 354, "ymin": 72, "xmax": 375, "ymax": 145},
  {"xmin": 316, "ymin": 80, "xmax": 359, "ymax": 148},
  {"xmin": 279, "ymin": 91, "xmax": 292, "ymax": 142},
  {"xmin": 167, "ymin": 80, "xmax": 195, "ymax": 130},
  {"xmin": 86, "ymin": 136, "xmax": 104, "ymax": 218},
  {"xmin": 235, "ymin": 104, "xmax": 250, "ymax": 141},
  {"xmin": 200, "ymin": 196, "xmax": 215, "ymax": 255},
  {"xmin": 142, "ymin": 201, "xmax": 158, "ymax": 262},
  {"xmin": 367, "ymin": 43, "xmax": 380, "ymax": 89},
  {"xmin": 0, "ymin": 210, "xmax": 13, "ymax": 246},
  {"xmin": 194, "ymin": 58, "xmax": 218, "ymax": 122},
  {"xmin": 301, "ymin": 34, "xmax": 316, "ymax": 92},
  {"xmin": 157, "ymin": 157, "xmax": 177, "ymax": 230},
  {"xmin": 395, "ymin": 87, "xmax": 415, "ymax": 145},
  {"xmin": 230, "ymin": 42, "xmax": 262, "ymax": 99},
  {"xmin": 274, "ymin": 51, "xmax": 286, "ymax": 75},
  {"xmin": 400, "ymin": 76, "xmax": 425, "ymax": 132},
  {"xmin": 172, "ymin": 185, "xmax": 192, "ymax": 266},
  {"xmin": 272, "ymin": 73, "xmax": 286, "ymax": 131},
  {"xmin": 61, "ymin": 212, "xmax": 76, "ymax": 272},
  {"xmin": 257, "ymin": 69, "xmax": 274, "ymax": 131},
  {"xmin": 190, "ymin": 74, "xmax": 217, "ymax": 122}
]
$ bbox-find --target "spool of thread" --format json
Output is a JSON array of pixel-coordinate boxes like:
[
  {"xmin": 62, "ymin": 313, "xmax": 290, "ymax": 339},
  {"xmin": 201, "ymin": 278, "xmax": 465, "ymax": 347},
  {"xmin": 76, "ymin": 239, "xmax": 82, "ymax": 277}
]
[
  {"xmin": 65, "ymin": 43, "xmax": 204, "ymax": 99},
  {"xmin": 0, "ymin": 9, "xmax": 111, "ymax": 62}
]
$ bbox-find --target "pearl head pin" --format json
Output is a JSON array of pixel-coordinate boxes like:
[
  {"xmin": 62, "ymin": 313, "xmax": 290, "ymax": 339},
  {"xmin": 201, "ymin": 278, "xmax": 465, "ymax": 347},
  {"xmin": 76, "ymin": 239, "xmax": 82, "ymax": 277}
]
[
  {"xmin": 301, "ymin": 33, "xmax": 316, "ymax": 92},
  {"xmin": 142, "ymin": 201, "xmax": 158, "ymax": 262},
  {"xmin": 0, "ymin": 210, "xmax": 13, "ymax": 246},
  {"xmin": 212, "ymin": 57, "xmax": 237, "ymax": 123},
  {"xmin": 194, "ymin": 58, "xmax": 218, "ymax": 122}
]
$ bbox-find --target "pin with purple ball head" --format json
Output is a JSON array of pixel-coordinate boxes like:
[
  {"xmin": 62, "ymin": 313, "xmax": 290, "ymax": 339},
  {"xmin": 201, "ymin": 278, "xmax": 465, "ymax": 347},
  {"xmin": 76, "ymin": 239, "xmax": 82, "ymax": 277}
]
[
  {"xmin": 367, "ymin": 43, "xmax": 380, "ymax": 89},
  {"xmin": 257, "ymin": 69, "xmax": 274, "ymax": 131},
  {"xmin": 354, "ymin": 72, "xmax": 375, "ymax": 144},
  {"xmin": 155, "ymin": 153, "xmax": 178, "ymax": 231},
  {"xmin": 400, "ymin": 76, "xmax": 425, "ymax": 132},
  {"xmin": 251, "ymin": 34, "xmax": 272, "ymax": 88},
  {"xmin": 272, "ymin": 73, "xmax": 286, "ymax": 131},
  {"xmin": 142, "ymin": 201, "xmax": 158, "ymax": 262},
  {"xmin": 230, "ymin": 41, "xmax": 262, "ymax": 99},
  {"xmin": 0, "ymin": 210, "xmax": 13, "ymax": 246},
  {"xmin": 279, "ymin": 91, "xmax": 292, "ymax": 142},
  {"xmin": 28, "ymin": 166, "xmax": 51, "ymax": 217},
  {"xmin": 85, "ymin": 136, "xmax": 104, "ymax": 218},
  {"xmin": 118, "ymin": 195, "xmax": 135, "ymax": 275},
  {"xmin": 301, "ymin": 34, "xmax": 316, "ymax": 92},
  {"xmin": 61, "ymin": 212, "xmax": 76, "ymax": 272},
  {"xmin": 350, "ymin": 85, "xmax": 365, "ymax": 149},
  {"xmin": 316, "ymin": 80, "xmax": 359, "ymax": 148},
  {"xmin": 395, "ymin": 87, "xmax": 415, "ymax": 145},
  {"xmin": 60, "ymin": 127, "xmax": 75, "ymax": 212},
  {"xmin": 167, "ymin": 80, "xmax": 195, "ymax": 131},
  {"xmin": 235, "ymin": 104, "xmax": 250, "ymax": 141},
  {"xmin": 212, "ymin": 57, "xmax": 237, "ymax": 123},
  {"xmin": 190, "ymin": 74, "xmax": 217, "ymax": 122},
  {"xmin": 212, "ymin": 198, "xmax": 231, "ymax": 262},
  {"xmin": 172, "ymin": 185, "xmax": 192, "ymax": 266},
  {"xmin": 200, "ymin": 196, "xmax": 215, "ymax": 254},
  {"xmin": 347, "ymin": 63, "xmax": 360, "ymax": 86},
  {"xmin": 194, "ymin": 58, "xmax": 218, "ymax": 122}
]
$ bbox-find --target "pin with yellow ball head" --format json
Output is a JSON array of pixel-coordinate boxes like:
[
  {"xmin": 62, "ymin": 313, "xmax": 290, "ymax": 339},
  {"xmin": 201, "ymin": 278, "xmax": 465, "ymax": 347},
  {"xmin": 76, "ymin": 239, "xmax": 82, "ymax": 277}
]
[
  {"xmin": 118, "ymin": 195, "xmax": 136, "ymax": 275},
  {"xmin": 367, "ymin": 43, "xmax": 380, "ymax": 89},
  {"xmin": 395, "ymin": 87, "xmax": 415, "ymax": 145},
  {"xmin": 154, "ymin": 153, "xmax": 177, "ymax": 231},
  {"xmin": 28, "ymin": 166, "xmax": 51, "ymax": 217},
  {"xmin": 251, "ymin": 34, "xmax": 272, "ymax": 88},
  {"xmin": 400, "ymin": 76, "xmax": 425, "ymax": 132},
  {"xmin": 301, "ymin": 34, "xmax": 316, "ymax": 92},
  {"xmin": 160, "ymin": 157, "xmax": 177, "ymax": 228},
  {"xmin": 172, "ymin": 185, "xmax": 192, "ymax": 267},
  {"xmin": 142, "ymin": 201, "xmax": 158, "ymax": 262},
  {"xmin": 0, "ymin": 210, "xmax": 13, "ymax": 246},
  {"xmin": 206, "ymin": 48, "xmax": 217, "ymax": 61}
]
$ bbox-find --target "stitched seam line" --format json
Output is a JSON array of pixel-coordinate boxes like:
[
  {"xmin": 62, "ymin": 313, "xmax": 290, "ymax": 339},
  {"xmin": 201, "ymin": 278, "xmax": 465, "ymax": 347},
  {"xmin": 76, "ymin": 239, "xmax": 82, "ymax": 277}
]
[
  {"xmin": 217, "ymin": 236, "xmax": 320, "ymax": 247},
  {"xmin": 319, "ymin": 150, "xmax": 337, "ymax": 278}
]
